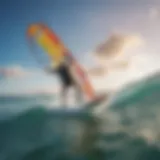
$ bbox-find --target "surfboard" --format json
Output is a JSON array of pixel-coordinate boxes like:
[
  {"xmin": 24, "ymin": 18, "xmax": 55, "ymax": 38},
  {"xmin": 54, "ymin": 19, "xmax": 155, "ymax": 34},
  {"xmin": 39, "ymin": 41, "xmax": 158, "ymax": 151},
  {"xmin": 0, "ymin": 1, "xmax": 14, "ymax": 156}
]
[
  {"xmin": 47, "ymin": 92, "xmax": 109, "ymax": 119},
  {"xmin": 82, "ymin": 92, "xmax": 109, "ymax": 110},
  {"xmin": 27, "ymin": 23, "xmax": 96, "ymax": 101}
]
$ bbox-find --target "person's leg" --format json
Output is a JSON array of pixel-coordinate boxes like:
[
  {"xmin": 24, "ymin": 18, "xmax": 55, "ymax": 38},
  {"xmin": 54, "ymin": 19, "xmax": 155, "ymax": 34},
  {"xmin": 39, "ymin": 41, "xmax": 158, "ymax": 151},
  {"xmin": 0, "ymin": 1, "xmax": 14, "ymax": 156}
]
[
  {"xmin": 60, "ymin": 85, "xmax": 68, "ymax": 107},
  {"xmin": 74, "ymin": 84, "xmax": 83, "ymax": 104}
]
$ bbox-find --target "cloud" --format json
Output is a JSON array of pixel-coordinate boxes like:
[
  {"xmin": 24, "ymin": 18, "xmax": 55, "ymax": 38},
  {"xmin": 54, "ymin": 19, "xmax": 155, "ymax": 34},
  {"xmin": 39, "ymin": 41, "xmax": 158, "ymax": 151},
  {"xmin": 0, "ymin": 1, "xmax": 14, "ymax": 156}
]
[
  {"xmin": 89, "ymin": 51, "xmax": 160, "ymax": 92},
  {"xmin": 149, "ymin": 7, "xmax": 160, "ymax": 20},
  {"xmin": 84, "ymin": 31, "xmax": 160, "ymax": 92},
  {"xmin": 94, "ymin": 33, "xmax": 143, "ymax": 61},
  {"xmin": 86, "ymin": 67, "xmax": 107, "ymax": 76},
  {"xmin": 0, "ymin": 65, "xmax": 31, "ymax": 78}
]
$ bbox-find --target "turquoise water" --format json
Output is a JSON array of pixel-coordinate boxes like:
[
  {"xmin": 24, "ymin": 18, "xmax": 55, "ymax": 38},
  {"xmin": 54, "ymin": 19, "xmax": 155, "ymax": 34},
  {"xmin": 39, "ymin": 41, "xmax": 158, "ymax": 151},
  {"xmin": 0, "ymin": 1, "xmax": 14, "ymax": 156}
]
[{"xmin": 0, "ymin": 72, "xmax": 160, "ymax": 160}]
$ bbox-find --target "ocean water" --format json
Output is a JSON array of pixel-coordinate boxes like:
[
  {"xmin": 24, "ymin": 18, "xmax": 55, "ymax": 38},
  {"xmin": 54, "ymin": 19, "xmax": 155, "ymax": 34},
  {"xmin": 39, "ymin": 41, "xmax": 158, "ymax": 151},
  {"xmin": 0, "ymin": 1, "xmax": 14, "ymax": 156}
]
[{"xmin": 0, "ymin": 73, "xmax": 160, "ymax": 160}]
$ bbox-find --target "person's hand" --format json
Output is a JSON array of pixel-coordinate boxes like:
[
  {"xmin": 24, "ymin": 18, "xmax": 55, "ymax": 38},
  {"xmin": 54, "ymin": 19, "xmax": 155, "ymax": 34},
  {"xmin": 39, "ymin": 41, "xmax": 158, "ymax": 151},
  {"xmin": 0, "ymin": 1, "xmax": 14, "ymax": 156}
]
[
  {"xmin": 45, "ymin": 66, "xmax": 55, "ymax": 74},
  {"xmin": 44, "ymin": 66, "xmax": 50, "ymax": 73}
]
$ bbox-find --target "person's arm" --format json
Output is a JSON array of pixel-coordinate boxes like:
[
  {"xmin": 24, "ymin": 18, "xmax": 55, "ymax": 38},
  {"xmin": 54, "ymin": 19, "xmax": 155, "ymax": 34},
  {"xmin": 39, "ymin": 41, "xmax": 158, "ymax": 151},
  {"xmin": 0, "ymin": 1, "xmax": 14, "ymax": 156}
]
[
  {"xmin": 63, "ymin": 56, "xmax": 73, "ymax": 67},
  {"xmin": 45, "ymin": 66, "xmax": 56, "ymax": 74}
]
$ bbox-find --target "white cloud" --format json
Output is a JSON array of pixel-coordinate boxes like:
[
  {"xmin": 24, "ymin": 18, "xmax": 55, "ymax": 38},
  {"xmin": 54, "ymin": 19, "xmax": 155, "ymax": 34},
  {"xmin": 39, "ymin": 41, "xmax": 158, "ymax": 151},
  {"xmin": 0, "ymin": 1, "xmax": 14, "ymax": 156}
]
[
  {"xmin": 83, "ymin": 32, "xmax": 159, "ymax": 92},
  {"xmin": 86, "ymin": 67, "xmax": 107, "ymax": 76},
  {"xmin": 82, "ymin": 33, "xmax": 144, "ymax": 79},
  {"xmin": 149, "ymin": 7, "xmax": 160, "ymax": 20},
  {"xmin": 94, "ymin": 33, "xmax": 143, "ymax": 63},
  {"xmin": 88, "ymin": 52, "xmax": 160, "ymax": 93},
  {"xmin": 0, "ymin": 65, "xmax": 31, "ymax": 78}
]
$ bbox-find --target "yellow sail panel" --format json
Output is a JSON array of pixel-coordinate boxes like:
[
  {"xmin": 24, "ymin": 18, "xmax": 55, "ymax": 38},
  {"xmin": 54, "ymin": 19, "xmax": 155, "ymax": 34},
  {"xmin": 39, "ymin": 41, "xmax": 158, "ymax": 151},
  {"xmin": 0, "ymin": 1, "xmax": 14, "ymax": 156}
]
[
  {"xmin": 37, "ymin": 42, "xmax": 63, "ymax": 64},
  {"xmin": 36, "ymin": 31, "xmax": 64, "ymax": 60},
  {"xmin": 35, "ymin": 33, "xmax": 62, "ymax": 63}
]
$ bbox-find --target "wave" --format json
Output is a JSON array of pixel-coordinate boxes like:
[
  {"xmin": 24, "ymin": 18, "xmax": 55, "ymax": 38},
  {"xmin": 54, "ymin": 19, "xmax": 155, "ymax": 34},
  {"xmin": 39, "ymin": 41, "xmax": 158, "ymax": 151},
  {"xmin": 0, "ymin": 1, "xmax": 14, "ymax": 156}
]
[
  {"xmin": 0, "ymin": 72, "xmax": 160, "ymax": 160},
  {"xmin": 0, "ymin": 106, "xmax": 99, "ymax": 160},
  {"xmin": 100, "ymin": 72, "xmax": 160, "ymax": 146},
  {"xmin": 107, "ymin": 72, "xmax": 160, "ymax": 111}
]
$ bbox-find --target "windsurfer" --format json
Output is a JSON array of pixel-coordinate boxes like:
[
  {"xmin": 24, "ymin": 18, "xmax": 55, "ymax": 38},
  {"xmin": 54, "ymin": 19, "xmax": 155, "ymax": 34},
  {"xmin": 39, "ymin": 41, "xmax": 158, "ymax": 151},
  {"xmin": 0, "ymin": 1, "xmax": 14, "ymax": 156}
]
[{"xmin": 45, "ymin": 57, "xmax": 83, "ymax": 106}]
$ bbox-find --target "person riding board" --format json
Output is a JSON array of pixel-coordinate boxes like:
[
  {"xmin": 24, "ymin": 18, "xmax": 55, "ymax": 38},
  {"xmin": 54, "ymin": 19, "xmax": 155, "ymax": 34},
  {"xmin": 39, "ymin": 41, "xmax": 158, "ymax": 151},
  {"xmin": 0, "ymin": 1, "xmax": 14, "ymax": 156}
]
[{"xmin": 45, "ymin": 57, "xmax": 83, "ymax": 106}]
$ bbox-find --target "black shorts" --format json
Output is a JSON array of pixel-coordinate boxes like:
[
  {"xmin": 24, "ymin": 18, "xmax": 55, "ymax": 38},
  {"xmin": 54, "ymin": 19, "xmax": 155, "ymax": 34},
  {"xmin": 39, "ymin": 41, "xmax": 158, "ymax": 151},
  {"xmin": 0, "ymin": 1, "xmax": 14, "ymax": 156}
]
[{"xmin": 56, "ymin": 65, "xmax": 74, "ymax": 87}]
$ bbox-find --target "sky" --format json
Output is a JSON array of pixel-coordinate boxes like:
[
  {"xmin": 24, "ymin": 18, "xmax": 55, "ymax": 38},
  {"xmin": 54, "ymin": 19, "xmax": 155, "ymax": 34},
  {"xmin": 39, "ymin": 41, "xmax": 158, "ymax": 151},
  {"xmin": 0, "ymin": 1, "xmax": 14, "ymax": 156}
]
[{"xmin": 0, "ymin": 0, "xmax": 160, "ymax": 95}]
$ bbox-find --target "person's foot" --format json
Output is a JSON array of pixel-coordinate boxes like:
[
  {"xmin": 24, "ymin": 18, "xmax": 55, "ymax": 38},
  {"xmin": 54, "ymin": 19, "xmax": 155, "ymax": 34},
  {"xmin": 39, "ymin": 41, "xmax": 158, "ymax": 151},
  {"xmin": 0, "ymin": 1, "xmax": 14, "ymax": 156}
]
[{"xmin": 94, "ymin": 93, "xmax": 107, "ymax": 101}]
